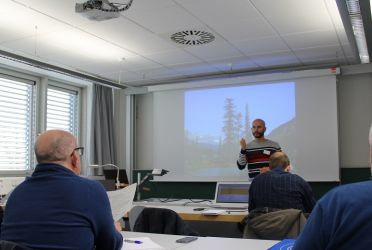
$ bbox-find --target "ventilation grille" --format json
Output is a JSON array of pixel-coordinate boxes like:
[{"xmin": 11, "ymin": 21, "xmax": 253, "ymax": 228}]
[{"xmin": 170, "ymin": 30, "xmax": 215, "ymax": 45}]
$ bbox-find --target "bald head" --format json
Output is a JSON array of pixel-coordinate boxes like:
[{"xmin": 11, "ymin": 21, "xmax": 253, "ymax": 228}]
[
  {"xmin": 35, "ymin": 130, "xmax": 76, "ymax": 164},
  {"xmin": 253, "ymin": 119, "xmax": 266, "ymax": 127},
  {"xmin": 269, "ymin": 152, "xmax": 290, "ymax": 170}
]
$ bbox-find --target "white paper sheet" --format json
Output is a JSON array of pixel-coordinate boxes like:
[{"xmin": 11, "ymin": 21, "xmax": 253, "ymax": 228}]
[
  {"xmin": 121, "ymin": 237, "xmax": 163, "ymax": 250},
  {"xmin": 107, "ymin": 183, "xmax": 137, "ymax": 221},
  {"xmin": 201, "ymin": 209, "xmax": 225, "ymax": 215}
]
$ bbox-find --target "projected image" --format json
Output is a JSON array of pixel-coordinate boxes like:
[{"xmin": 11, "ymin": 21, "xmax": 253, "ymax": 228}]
[{"xmin": 184, "ymin": 82, "xmax": 295, "ymax": 177}]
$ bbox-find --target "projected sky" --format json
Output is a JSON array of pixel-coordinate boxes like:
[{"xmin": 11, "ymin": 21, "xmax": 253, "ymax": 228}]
[{"xmin": 185, "ymin": 82, "xmax": 295, "ymax": 139}]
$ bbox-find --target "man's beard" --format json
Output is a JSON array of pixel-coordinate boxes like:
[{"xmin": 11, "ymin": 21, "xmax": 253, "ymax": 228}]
[{"xmin": 253, "ymin": 132, "xmax": 264, "ymax": 138}]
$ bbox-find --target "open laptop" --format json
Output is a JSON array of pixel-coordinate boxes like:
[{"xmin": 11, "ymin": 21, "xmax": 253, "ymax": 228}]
[{"xmin": 211, "ymin": 182, "xmax": 250, "ymax": 209}]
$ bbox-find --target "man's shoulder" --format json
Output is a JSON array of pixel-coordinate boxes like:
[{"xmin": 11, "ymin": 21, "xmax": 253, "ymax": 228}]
[
  {"xmin": 251, "ymin": 171, "xmax": 271, "ymax": 182},
  {"xmin": 319, "ymin": 181, "xmax": 372, "ymax": 207},
  {"xmin": 329, "ymin": 181, "xmax": 372, "ymax": 196}
]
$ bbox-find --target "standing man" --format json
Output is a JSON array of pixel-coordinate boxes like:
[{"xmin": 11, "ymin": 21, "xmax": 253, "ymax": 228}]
[
  {"xmin": 237, "ymin": 118, "xmax": 281, "ymax": 178},
  {"xmin": 293, "ymin": 124, "xmax": 372, "ymax": 250},
  {"xmin": 0, "ymin": 130, "xmax": 123, "ymax": 250}
]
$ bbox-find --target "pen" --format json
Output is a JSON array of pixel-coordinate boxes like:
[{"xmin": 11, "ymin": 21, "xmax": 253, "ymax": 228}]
[{"xmin": 124, "ymin": 239, "xmax": 143, "ymax": 244}]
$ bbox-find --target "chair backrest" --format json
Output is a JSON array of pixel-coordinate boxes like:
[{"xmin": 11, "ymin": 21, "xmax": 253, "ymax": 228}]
[
  {"xmin": 129, "ymin": 205, "xmax": 145, "ymax": 231},
  {"xmin": 0, "ymin": 240, "xmax": 33, "ymax": 250},
  {"xmin": 103, "ymin": 169, "xmax": 129, "ymax": 184},
  {"xmin": 133, "ymin": 207, "xmax": 199, "ymax": 236},
  {"xmin": 243, "ymin": 208, "xmax": 307, "ymax": 240}
]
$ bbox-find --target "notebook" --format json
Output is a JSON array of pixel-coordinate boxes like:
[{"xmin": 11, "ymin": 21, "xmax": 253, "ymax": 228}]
[{"xmin": 211, "ymin": 182, "xmax": 250, "ymax": 209}]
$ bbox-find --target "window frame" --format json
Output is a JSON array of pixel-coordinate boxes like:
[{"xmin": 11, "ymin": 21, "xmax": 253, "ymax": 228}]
[
  {"xmin": 0, "ymin": 67, "xmax": 90, "ymax": 176},
  {"xmin": 0, "ymin": 69, "xmax": 39, "ymax": 175}
]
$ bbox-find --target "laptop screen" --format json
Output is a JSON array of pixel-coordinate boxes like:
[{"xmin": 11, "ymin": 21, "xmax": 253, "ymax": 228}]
[{"xmin": 215, "ymin": 182, "xmax": 250, "ymax": 204}]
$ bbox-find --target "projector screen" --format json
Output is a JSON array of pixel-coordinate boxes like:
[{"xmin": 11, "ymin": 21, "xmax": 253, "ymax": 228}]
[{"xmin": 139, "ymin": 74, "xmax": 339, "ymax": 182}]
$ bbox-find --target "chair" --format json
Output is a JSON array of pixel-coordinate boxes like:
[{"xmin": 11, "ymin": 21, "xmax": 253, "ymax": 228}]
[
  {"xmin": 243, "ymin": 208, "xmax": 307, "ymax": 240},
  {"xmin": 0, "ymin": 240, "xmax": 33, "ymax": 250},
  {"xmin": 133, "ymin": 207, "xmax": 199, "ymax": 236},
  {"xmin": 129, "ymin": 205, "xmax": 145, "ymax": 231}
]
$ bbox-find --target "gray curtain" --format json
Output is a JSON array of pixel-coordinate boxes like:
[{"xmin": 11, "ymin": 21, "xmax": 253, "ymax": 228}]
[{"xmin": 91, "ymin": 84, "xmax": 115, "ymax": 174}]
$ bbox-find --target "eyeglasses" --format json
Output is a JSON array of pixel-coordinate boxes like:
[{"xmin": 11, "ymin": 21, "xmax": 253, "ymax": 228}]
[{"xmin": 71, "ymin": 147, "xmax": 84, "ymax": 156}]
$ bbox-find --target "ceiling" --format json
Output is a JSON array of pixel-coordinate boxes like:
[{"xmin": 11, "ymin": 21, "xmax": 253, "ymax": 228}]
[{"xmin": 0, "ymin": 0, "xmax": 368, "ymax": 88}]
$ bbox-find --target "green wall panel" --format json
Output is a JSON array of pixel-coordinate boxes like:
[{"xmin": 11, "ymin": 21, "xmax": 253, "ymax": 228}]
[{"xmin": 132, "ymin": 168, "xmax": 371, "ymax": 201}]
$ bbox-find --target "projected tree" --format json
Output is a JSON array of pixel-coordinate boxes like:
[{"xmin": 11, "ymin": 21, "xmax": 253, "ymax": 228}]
[
  {"xmin": 220, "ymin": 98, "xmax": 242, "ymax": 167},
  {"xmin": 244, "ymin": 104, "xmax": 253, "ymax": 141}
]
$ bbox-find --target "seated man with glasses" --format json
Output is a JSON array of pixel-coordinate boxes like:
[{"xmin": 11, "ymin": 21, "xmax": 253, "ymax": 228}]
[{"xmin": 0, "ymin": 130, "xmax": 123, "ymax": 250}]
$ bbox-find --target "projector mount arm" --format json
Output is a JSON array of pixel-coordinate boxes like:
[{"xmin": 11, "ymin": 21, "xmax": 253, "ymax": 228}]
[{"xmin": 83, "ymin": 0, "xmax": 133, "ymax": 13}]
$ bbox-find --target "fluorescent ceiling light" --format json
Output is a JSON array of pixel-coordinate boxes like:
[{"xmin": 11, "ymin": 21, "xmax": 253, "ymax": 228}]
[{"xmin": 346, "ymin": 0, "xmax": 370, "ymax": 63}]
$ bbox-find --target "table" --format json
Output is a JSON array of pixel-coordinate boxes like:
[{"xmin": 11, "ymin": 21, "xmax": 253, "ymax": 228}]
[
  {"xmin": 133, "ymin": 199, "xmax": 248, "ymax": 222},
  {"xmin": 131, "ymin": 200, "xmax": 248, "ymax": 238},
  {"xmin": 121, "ymin": 231, "xmax": 278, "ymax": 250}
]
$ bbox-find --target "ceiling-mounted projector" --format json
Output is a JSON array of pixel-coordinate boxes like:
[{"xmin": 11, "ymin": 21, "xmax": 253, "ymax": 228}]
[{"xmin": 75, "ymin": 0, "xmax": 133, "ymax": 21}]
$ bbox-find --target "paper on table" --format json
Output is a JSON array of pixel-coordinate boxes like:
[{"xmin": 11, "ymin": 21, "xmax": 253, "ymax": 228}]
[
  {"xmin": 121, "ymin": 237, "xmax": 163, "ymax": 250},
  {"xmin": 201, "ymin": 209, "xmax": 225, "ymax": 215},
  {"xmin": 107, "ymin": 183, "xmax": 137, "ymax": 221}
]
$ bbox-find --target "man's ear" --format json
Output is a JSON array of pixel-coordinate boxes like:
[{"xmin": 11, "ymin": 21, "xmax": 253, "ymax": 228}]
[
  {"xmin": 70, "ymin": 152, "xmax": 79, "ymax": 173},
  {"xmin": 285, "ymin": 165, "xmax": 291, "ymax": 172}
]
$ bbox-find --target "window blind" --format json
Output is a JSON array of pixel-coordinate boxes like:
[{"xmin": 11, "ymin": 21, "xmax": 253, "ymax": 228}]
[
  {"xmin": 46, "ymin": 87, "xmax": 79, "ymax": 137},
  {"xmin": 0, "ymin": 76, "xmax": 34, "ymax": 170}
]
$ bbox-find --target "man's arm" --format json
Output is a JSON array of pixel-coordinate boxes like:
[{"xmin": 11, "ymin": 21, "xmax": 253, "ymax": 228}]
[
  {"xmin": 91, "ymin": 184, "xmax": 123, "ymax": 250},
  {"xmin": 237, "ymin": 138, "xmax": 248, "ymax": 170}
]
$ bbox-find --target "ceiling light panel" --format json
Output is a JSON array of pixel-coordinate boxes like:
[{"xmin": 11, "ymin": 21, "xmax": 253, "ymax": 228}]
[{"xmin": 346, "ymin": 0, "xmax": 370, "ymax": 63}]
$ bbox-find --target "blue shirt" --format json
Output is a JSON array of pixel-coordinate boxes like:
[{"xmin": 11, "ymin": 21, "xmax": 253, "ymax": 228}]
[
  {"xmin": 0, "ymin": 163, "xmax": 123, "ymax": 250},
  {"xmin": 249, "ymin": 167, "xmax": 316, "ymax": 213},
  {"xmin": 294, "ymin": 181, "xmax": 372, "ymax": 250}
]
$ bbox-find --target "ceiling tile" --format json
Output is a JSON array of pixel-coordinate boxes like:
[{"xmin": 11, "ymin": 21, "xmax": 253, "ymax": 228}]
[
  {"xmin": 233, "ymin": 36, "xmax": 289, "ymax": 56},
  {"xmin": 176, "ymin": 0, "xmax": 258, "ymax": 24},
  {"xmin": 209, "ymin": 18, "xmax": 276, "ymax": 41},
  {"xmin": 125, "ymin": 1, "xmax": 202, "ymax": 35},
  {"xmin": 282, "ymin": 29, "xmax": 339, "ymax": 50},
  {"xmin": 79, "ymin": 17, "xmax": 176, "ymax": 55},
  {"xmin": 183, "ymin": 41, "xmax": 242, "ymax": 61},
  {"xmin": 144, "ymin": 49, "xmax": 201, "ymax": 66},
  {"xmin": 294, "ymin": 45, "xmax": 347, "ymax": 63},
  {"xmin": 252, "ymin": 0, "xmax": 334, "ymax": 34},
  {"xmin": 250, "ymin": 51, "xmax": 300, "ymax": 67},
  {"xmin": 119, "ymin": 56, "xmax": 163, "ymax": 71},
  {"xmin": 14, "ymin": 0, "xmax": 92, "ymax": 26}
]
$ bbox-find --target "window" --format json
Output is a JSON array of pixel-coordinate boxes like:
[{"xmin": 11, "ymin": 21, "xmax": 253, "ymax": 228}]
[
  {"xmin": 0, "ymin": 71, "xmax": 84, "ymax": 172},
  {"xmin": 0, "ymin": 76, "xmax": 35, "ymax": 171},
  {"xmin": 46, "ymin": 86, "xmax": 79, "ymax": 137}
]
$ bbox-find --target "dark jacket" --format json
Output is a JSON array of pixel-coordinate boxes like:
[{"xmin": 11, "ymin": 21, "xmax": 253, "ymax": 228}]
[
  {"xmin": 133, "ymin": 207, "xmax": 199, "ymax": 236},
  {"xmin": 0, "ymin": 164, "xmax": 122, "ymax": 250}
]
